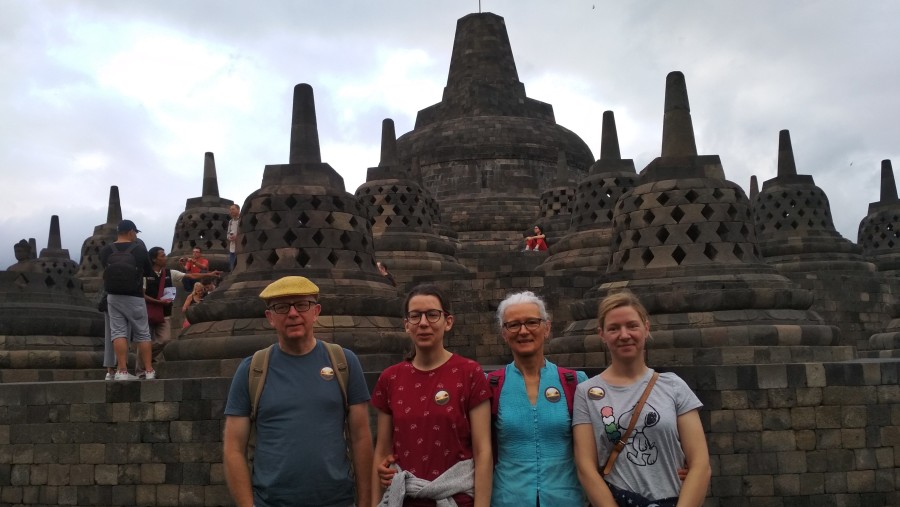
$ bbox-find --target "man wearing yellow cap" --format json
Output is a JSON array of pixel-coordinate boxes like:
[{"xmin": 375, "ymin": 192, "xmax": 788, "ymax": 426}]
[{"xmin": 222, "ymin": 276, "xmax": 373, "ymax": 507}]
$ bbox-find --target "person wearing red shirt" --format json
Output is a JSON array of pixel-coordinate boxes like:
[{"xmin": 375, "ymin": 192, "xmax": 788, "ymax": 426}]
[
  {"xmin": 371, "ymin": 284, "xmax": 492, "ymax": 507},
  {"xmin": 179, "ymin": 246, "xmax": 210, "ymax": 291}
]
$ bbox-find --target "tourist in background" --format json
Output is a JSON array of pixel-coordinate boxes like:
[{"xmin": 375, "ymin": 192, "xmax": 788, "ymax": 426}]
[
  {"xmin": 179, "ymin": 246, "xmax": 210, "ymax": 291},
  {"xmin": 227, "ymin": 203, "xmax": 240, "ymax": 271},
  {"xmin": 181, "ymin": 282, "xmax": 206, "ymax": 329},
  {"xmin": 573, "ymin": 291, "xmax": 710, "ymax": 507},
  {"xmin": 523, "ymin": 225, "xmax": 547, "ymax": 252},
  {"xmin": 371, "ymin": 284, "xmax": 492, "ymax": 506},
  {"xmin": 490, "ymin": 291, "xmax": 588, "ymax": 507},
  {"xmin": 377, "ymin": 261, "xmax": 397, "ymax": 287}
]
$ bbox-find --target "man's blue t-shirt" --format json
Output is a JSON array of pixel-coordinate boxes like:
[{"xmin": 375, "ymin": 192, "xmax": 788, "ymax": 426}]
[{"xmin": 225, "ymin": 341, "xmax": 370, "ymax": 507}]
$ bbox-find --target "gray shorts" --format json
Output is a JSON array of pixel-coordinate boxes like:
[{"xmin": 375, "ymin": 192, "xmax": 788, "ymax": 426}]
[{"xmin": 107, "ymin": 294, "xmax": 152, "ymax": 342}]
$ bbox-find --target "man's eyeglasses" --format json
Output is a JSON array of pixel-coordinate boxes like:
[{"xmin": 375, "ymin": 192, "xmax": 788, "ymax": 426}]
[
  {"xmin": 405, "ymin": 310, "xmax": 447, "ymax": 323},
  {"xmin": 502, "ymin": 318, "xmax": 545, "ymax": 333},
  {"xmin": 268, "ymin": 301, "xmax": 317, "ymax": 314}
]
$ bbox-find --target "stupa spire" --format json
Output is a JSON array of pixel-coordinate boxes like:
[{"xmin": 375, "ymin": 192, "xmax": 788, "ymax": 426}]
[
  {"xmin": 202, "ymin": 152, "xmax": 220, "ymax": 197},
  {"xmin": 47, "ymin": 215, "xmax": 62, "ymax": 250},
  {"xmin": 446, "ymin": 13, "xmax": 520, "ymax": 94},
  {"xmin": 777, "ymin": 130, "xmax": 798, "ymax": 177},
  {"xmin": 660, "ymin": 71, "xmax": 697, "ymax": 157},
  {"xmin": 106, "ymin": 186, "xmax": 122, "ymax": 225},
  {"xmin": 600, "ymin": 111, "xmax": 622, "ymax": 160},
  {"xmin": 379, "ymin": 119, "xmax": 399, "ymax": 168},
  {"xmin": 288, "ymin": 83, "xmax": 322, "ymax": 164},
  {"xmin": 750, "ymin": 175, "xmax": 759, "ymax": 201},
  {"xmin": 880, "ymin": 160, "xmax": 897, "ymax": 203}
]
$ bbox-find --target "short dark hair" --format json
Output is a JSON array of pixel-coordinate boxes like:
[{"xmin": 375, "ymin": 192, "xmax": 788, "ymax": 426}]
[
  {"xmin": 148, "ymin": 246, "xmax": 164, "ymax": 260},
  {"xmin": 402, "ymin": 283, "xmax": 451, "ymax": 315}
]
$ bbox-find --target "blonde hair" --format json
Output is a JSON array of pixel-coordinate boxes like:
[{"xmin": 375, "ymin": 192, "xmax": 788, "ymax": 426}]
[{"xmin": 597, "ymin": 290, "xmax": 650, "ymax": 330}]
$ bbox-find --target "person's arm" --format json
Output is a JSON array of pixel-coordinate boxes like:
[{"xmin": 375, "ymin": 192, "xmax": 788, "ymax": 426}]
[
  {"xmin": 222, "ymin": 415, "xmax": 254, "ymax": 507},
  {"xmin": 675, "ymin": 410, "xmax": 711, "ymax": 507},
  {"xmin": 372, "ymin": 410, "xmax": 394, "ymax": 506},
  {"xmin": 347, "ymin": 402, "xmax": 373, "ymax": 507},
  {"xmin": 469, "ymin": 400, "xmax": 492, "ymax": 507},
  {"xmin": 182, "ymin": 296, "xmax": 194, "ymax": 312},
  {"xmin": 573, "ymin": 423, "xmax": 617, "ymax": 507}
]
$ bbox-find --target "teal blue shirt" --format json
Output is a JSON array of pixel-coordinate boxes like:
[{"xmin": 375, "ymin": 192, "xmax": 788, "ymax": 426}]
[{"xmin": 491, "ymin": 360, "xmax": 588, "ymax": 507}]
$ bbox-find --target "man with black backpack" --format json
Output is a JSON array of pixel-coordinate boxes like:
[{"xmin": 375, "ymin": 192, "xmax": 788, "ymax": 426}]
[{"xmin": 99, "ymin": 219, "xmax": 155, "ymax": 380}]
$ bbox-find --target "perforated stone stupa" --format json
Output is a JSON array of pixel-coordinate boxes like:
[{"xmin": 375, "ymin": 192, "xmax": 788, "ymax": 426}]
[
  {"xmin": 354, "ymin": 119, "xmax": 469, "ymax": 286},
  {"xmin": 752, "ymin": 130, "xmax": 891, "ymax": 351},
  {"xmin": 0, "ymin": 216, "xmax": 103, "ymax": 382},
  {"xmin": 548, "ymin": 72, "xmax": 843, "ymax": 367},
  {"xmin": 163, "ymin": 84, "xmax": 408, "ymax": 374},
  {"xmin": 858, "ymin": 159, "xmax": 900, "ymax": 277},
  {"xmin": 396, "ymin": 12, "xmax": 593, "ymax": 247},
  {"xmin": 168, "ymin": 152, "xmax": 235, "ymax": 272},
  {"xmin": 534, "ymin": 150, "xmax": 577, "ymax": 241},
  {"xmin": 74, "ymin": 185, "xmax": 122, "ymax": 297},
  {"xmin": 540, "ymin": 111, "xmax": 638, "ymax": 274}
]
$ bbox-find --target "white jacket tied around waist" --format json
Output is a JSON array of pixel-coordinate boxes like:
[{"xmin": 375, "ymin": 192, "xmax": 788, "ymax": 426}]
[{"xmin": 378, "ymin": 459, "xmax": 474, "ymax": 507}]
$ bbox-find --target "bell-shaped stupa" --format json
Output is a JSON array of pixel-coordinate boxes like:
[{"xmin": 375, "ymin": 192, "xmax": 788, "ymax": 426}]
[
  {"xmin": 858, "ymin": 160, "xmax": 900, "ymax": 277},
  {"xmin": 396, "ymin": 12, "xmax": 593, "ymax": 249},
  {"xmin": 752, "ymin": 130, "xmax": 891, "ymax": 352},
  {"xmin": 0, "ymin": 216, "xmax": 104, "ymax": 382},
  {"xmin": 162, "ymin": 84, "xmax": 408, "ymax": 375},
  {"xmin": 548, "ymin": 72, "xmax": 843, "ymax": 367},
  {"xmin": 355, "ymin": 119, "xmax": 470, "ymax": 286},
  {"xmin": 533, "ymin": 150, "xmax": 577, "ymax": 244},
  {"xmin": 539, "ymin": 111, "xmax": 639, "ymax": 274},
  {"xmin": 168, "ymin": 152, "xmax": 235, "ymax": 272},
  {"xmin": 74, "ymin": 186, "xmax": 122, "ymax": 297}
]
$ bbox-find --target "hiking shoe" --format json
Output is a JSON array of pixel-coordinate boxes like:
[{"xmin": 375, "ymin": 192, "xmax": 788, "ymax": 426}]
[
  {"xmin": 144, "ymin": 370, "xmax": 157, "ymax": 380},
  {"xmin": 104, "ymin": 372, "xmax": 113, "ymax": 381},
  {"xmin": 114, "ymin": 371, "xmax": 139, "ymax": 381}
]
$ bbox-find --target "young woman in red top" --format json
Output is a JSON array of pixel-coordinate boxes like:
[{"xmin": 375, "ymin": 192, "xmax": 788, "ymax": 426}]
[{"xmin": 371, "ymin": 284, "xmax": 492, "ymax": 507}]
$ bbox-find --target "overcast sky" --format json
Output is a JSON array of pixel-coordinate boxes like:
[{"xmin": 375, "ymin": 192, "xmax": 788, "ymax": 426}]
[{"xmin": 2, "ymin": 0, "xmax": 899, "ymax": 269}]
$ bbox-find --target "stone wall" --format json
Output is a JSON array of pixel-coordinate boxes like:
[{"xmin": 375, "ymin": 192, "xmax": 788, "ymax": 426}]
[{"xmin": 1, "ymin": 360, "xmax": 898, "ymax": 506}]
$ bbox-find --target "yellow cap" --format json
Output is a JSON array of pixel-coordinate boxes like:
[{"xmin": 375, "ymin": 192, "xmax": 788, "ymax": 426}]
[{"xmin": 259, "ymin": 276, "xmax": 320, "ymax": 300}]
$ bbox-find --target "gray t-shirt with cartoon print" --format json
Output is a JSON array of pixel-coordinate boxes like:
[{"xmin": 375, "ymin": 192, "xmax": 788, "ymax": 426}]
[{"xmin": 572, "ymin": 368, "xmax": 702, "ymax": 501}]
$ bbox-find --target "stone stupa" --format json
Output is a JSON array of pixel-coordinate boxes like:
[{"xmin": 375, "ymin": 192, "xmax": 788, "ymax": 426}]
[
  {"xmin": 162, "ymin": 84, "xmax": 409, "ymax": 376},
  {"xmin": 74, "ymin": 185, "xmax": 122, "ymax": 297},
  {"xmin": 548, "ymin": 72, "xmax": 844, "ymax": 367}
]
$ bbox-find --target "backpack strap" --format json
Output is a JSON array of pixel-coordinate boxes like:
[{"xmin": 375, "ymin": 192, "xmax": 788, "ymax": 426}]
[
  {"xmin": 487, "ymin": 368, "xmax": 506, "ymax": 465},
  {"xmin": 323, "ymin": 341, "xmax": 350, "ymax": 412},
  {"xmin": 246, "ymin": 344, "xmax": 275, "ymax": 464},
  {"xmin": 557, "ymin": 367, "xmax": 579, "ymax": 418},
  {"xmin": 602, "ymin": 371, "xmax": 659, "ymax": 476}
]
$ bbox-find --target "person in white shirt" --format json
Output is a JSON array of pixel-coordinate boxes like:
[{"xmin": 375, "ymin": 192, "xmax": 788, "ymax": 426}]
[{"xmin": 227, "ymin": 204, "xmax": 240, "ymax": 271}]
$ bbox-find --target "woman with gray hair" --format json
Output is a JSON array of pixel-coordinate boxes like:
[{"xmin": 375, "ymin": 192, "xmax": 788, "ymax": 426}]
[{"xmin": 489, "ymin": 291, "xmax": 588, "ymax": 507}]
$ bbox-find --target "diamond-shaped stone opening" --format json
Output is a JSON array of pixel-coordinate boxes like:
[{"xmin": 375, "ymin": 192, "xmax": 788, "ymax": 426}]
[
  {"xmin": 687, "ymin": 224, "xmax": 701, "ymax": 242},
  {"xmin": 671, "ymin": 206, "xmax": 685, "ymax": 223},
  {"xmin": 401, "ymin": 216, "xmax": 411, "ymax": 226},
  {"xmin": 606, "ymin": 210, "xmax": 614, "ymax": 220},
  {"xmin": 310, "ymin": 196, "xmax": 322, "ymax": 209},
  {"xmin": 704, "ymin": 243, "xmax": 718, "ymax": 260},
  {"xmin": 325, "ymin": 214, "xmax": 335, "ymax": 225},
  {"xmin": 632, "ymin": 230, "xmax": 642, "ymax": 243},
  {"xmin": 733, "ymin": 244, "xmax": 745, "ymax": 258},
  {"xmin": 399, "ymin": 194, "xmax": 409, "ymax": 204},
  {"xmin": 774, "ymin": 222, "xmax": 783, "ymax": 230},
  {"xmin": 246, "ymin": 253, "xmax": 254, "ymax": 266},
  {"xmin": 298, "ymin": 212, "xmax": 309, "ymax": 227},
  {"xmin": 349, "ymin": 216, "xmax": 358, "ymax": 228},
  {"xmin": 612, "ymin": 178, "xmax": 621, "ymax": 187},
  {"xmin": 361, "ymin": 236, "xmax": 369, "ymax": 248},
  {"xmin": 672, "ymin": 246, "xmax": 686, "ymax": 264},
  {"xmin": 633, "ymin": 196, "xmax": 644, "ymax": 208},
  {"xmin": 685, "ymin": 189, "xmax": 699, "ymax": 203},
  {"xmin": 384, "ymin": 194, "xmax": 393, "ymax": 204},
  {"xmin": 340, "ymin": 232, "xmax": 351, "ymax": 246},
  {"xmin": 327, "ymin": 251, "xmax": 340, "ymax": 266},
  {"xmin": 271, "ymin": 213, "xmax": 282, "ymax": 225},
  {"xmin": 727, "ymin": 205, "xmax": 739, "ymax": 219},
  {"xmin": 620, "ymin": 249, "xmax": 630, "ymax": 265},
  {"xmin": 712, "ymin": 188, "xmax": 724, "ymax": 200},
  {"xmin": 797, "ymin": 208, "xmax": 806, "ymax": 217},
  {"xmin": 606, "ymin": 188, "xmax": 615, "ymax": 198},
  {"xmin": 591, "ymin": 189, "xmax": 599, "ymax": 198},
  {"xmin": 283, "ymin": 229, "xmax": 298, "ymax": 245},
  {"xmin": 312, "ymin": 231, "xmax": 325, "ymax": 246},
  {"xmin": 740, "ymin": 225, "xmax": 750, "ymax": 237},
  {"xmin": 657, "ymin": 193, "xmax": 670, "ymax": 205},
  {"xmin": 384, "ymin": 216, "xmax": 393, "ymax": 226},
  {"xmin": 715, "ymin": 223, "xmax": 729, "ymax": 238},
  {"xmin": 642, "ymin": 210, "xmax": 656, "ymax": 224},
  {"xmin": 267, "ymin": 251, "xmax": 279, "ymax": 266},
  {"xmin": 333, "ymin": 197, "xmax": 345, "ymax": 210},
  {"xmin": 353, "ymin": 254, "xmax": 364, "ymax": 267},
  {"xmin": 296, "ymin": 249, "xmax": 310, "ymax": 267},
  {"xmin": 700, "ymin": 205, "xmax": 714, "ymax": 220},
  {"xmin": 656, "ymin": 228, "xmax": 670, "ymax": 243},
  {"xmin": 641, "ymin": 248, "xmax": 654, "ymax": 266},
  {"xmin": 791, "ymin": 220, "xmax": 799, "ymax": 229},
  {"xmin": 258, "ymin": 231, "xmax": 268, "ymax": 244},
  {"xmin": 624, "ymin": 215, "xmax": 632, "ymax": 228},
  {"xmin": 285, "ymin": 195, "xmax": 298, "ymax": 209},
  {"xmin": 44, "ymin": 275, "xmax": 55, "ymax": 287}
]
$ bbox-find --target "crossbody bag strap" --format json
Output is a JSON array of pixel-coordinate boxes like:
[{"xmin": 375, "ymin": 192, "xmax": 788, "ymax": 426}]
[
  {"xmin": 156, "ymin": 268, "xmax": 166, "ymax": 298},
  {"xmin": 602, "ymin": 371, "xmax": 659, "ymax": 476}
]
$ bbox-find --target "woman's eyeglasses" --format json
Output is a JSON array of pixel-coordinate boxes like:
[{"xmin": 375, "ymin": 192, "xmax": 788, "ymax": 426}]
[
  {"xmin": 268, "ymin": 301, "xmax": 317, "ymax": 314},
  {"xmin": 502, "ymin": 318, "xmax": 545, "ymax": 332},
  {"xmin": 405, "ymin": 310, "xmax": 447, "ymax": 323}
]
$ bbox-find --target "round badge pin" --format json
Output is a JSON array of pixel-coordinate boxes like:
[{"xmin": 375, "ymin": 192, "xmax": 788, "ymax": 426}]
[
  {"xmin": 544, "ymin": 387, "xmax": 561, "ymax": 403},
  {"xmin": 320, "ymin": 366, "xmax": 335, "ymax": 381},
  {"xmin": 588, "ymin": 386, "xmax": 606, "ymax": 400},
  {"xmin": 434, "ymin": 390, "xmax": 450, "ymax": 405}
]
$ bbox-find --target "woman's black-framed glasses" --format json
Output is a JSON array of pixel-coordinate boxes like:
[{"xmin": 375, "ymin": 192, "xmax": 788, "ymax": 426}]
[
  {"xmin": 502, "ymin": 318, "xmax": 545, "ymax": 333},
  {"xmin": 405, "ymin": 309, "xmax": 447, "ymax": 323},
  {"xmin": 268, "ymin": 301, "xmax": 317, "ymax": 314}
]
